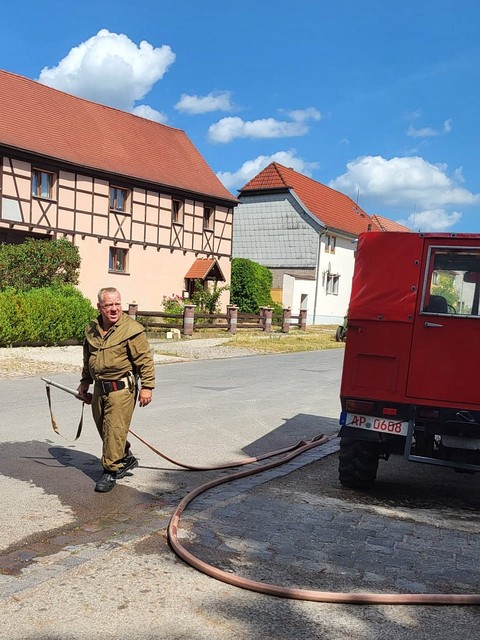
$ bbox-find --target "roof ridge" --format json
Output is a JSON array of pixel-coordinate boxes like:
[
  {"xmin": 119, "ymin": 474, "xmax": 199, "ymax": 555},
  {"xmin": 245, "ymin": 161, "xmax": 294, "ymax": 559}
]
[
  {"xmin": 270, "ymin": 162, "xmax": 291, "ymax": 187},
  {"xmin": 238, "ymin": 161, "xmax": 385, "ymax": 235},
  {"xmin": 273, "ymin": 161, "xmax": 367, "ymax": 211},
  {"xmin": 0, "ymin": 68, "xmax": 184, "ymax": 133},
  {"xmin": 0, "ymin": 68, "xmax": 236, "ymax": 203}
]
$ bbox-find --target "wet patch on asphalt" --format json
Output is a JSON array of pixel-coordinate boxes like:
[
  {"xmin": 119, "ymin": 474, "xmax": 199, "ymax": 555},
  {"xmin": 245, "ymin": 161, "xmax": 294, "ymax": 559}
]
[{"xmin": 0, "ymin": 440, "xmax": 169, "ymax": 575}]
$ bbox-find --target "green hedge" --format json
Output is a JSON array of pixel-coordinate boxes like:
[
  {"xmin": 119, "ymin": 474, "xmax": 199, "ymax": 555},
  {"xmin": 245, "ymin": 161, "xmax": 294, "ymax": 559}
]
[
  {"xmin": 230, "ymin": 258, "xmax": 275, "ymax": 313},
  {"xmin": 0, "ymin": 286, "xmax": 96, "ymax": 346}
]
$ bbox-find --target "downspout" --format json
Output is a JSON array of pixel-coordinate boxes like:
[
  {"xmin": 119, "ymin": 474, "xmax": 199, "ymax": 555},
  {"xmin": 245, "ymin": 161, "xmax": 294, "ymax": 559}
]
[{"xmin": 312, "ymin": 230, "xmax": 325, "ymax": 325}]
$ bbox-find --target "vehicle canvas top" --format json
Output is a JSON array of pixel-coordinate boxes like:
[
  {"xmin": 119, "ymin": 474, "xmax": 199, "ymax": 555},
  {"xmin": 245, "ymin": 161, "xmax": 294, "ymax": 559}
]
[
  {"xmin": 341, "ymin": 231, "xmax": 480, "ymax": 411},
  {"xmin": 348, "ymin": 232, "xmax": 422, "ymax": 323}
]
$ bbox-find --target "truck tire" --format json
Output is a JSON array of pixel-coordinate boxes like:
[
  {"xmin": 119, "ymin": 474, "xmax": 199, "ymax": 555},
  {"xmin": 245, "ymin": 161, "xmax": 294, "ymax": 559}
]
[{"xmin": 338, "ymin": 437, "xmax": 379, "ymax": 490}]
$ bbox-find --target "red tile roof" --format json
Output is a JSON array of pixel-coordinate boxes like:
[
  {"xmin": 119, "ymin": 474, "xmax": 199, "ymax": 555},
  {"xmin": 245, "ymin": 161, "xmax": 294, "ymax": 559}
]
[
  {"xmin": 0, "ymin": 69, "xmax": 236, "ymax": 204},
  {"xmin": 371, "ymin": 214, "xmax": 412, "ymax": 232},
  {"xmin": 239, "ymin": 162, "xmax": 381, "ymax": 235},
  {"xmin": 185, "ymin": 258, "xmax": 225, "ymax": 280}
]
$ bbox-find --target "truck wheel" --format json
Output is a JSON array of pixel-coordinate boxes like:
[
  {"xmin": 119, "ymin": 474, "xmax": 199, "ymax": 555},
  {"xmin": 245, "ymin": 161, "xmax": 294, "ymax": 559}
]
[
  {"xmin": 338, "ymin": 437, "xmax": 379, "ymax": 490},
  {"xmin": 335, "ymin": 325, "xmax": 346, "ymax": 342}
]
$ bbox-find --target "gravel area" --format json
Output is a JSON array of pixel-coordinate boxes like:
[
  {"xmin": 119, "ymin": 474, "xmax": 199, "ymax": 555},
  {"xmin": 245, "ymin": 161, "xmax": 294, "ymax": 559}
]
[{"xmin": 0, "ymin": 338, "xmax": 265, "ymax": 379}]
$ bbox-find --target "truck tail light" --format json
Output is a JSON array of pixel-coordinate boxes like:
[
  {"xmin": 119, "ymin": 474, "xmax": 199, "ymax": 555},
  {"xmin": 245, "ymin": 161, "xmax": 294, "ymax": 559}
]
[
  {"xmin": 345, "ymin": 399, "xmax": 375, "ymax": 414},
  {"xmin": 383, "ymin": 407, "xmax": 398, "ymax": 416}
]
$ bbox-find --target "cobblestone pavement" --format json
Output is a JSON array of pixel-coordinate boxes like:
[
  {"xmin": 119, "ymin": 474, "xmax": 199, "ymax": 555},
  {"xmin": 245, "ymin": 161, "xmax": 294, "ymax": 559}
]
[{"xmin": 172, "ymin": 441, "xmax": 480, "ymax": 598}]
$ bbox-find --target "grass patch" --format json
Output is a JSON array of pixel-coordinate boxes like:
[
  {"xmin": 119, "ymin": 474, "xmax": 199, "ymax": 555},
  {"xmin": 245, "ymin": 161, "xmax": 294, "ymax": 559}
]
[{"xmin": 224, "ymin": 327, "xmax": 344, "ymax": 354}]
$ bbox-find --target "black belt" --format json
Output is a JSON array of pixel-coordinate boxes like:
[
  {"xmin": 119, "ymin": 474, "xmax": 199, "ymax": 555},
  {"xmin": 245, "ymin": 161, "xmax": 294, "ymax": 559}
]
[{"xmin": 98, "ymin": 376, "xmax": 130, "ymax": 395}]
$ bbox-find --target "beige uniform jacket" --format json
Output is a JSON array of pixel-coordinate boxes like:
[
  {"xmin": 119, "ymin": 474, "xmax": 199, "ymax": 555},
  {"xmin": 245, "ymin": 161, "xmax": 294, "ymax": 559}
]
[{"xmin": 80, "ymin": 313, "xmax": 155, "ymax": 389}]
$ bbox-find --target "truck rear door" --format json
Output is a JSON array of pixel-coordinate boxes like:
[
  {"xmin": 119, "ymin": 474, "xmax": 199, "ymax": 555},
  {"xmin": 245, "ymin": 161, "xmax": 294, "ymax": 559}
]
[{"xmin": 407, "ymin": 240, "xmax": 480, "ymax": 406}]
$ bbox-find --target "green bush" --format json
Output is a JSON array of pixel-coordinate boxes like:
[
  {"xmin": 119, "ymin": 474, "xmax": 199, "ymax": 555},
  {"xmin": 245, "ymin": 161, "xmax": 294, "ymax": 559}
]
[
  {"xmin": 0, "ymin": 286, "xmax": 96, "ymax": 346},
  {"xmin": 0, "ymin": 238, "xmax": 80, "ymax": 291},
  {"xmin": 162, "ymin": 294, "xmax": 184, "ymax": 325},
  {"xmin": 230, "ymin": 258, "xmax": 275, "ymax": 313},
  {"xmin": 190, "ymin": 280, "xmax": 229, "ymax": 314}
]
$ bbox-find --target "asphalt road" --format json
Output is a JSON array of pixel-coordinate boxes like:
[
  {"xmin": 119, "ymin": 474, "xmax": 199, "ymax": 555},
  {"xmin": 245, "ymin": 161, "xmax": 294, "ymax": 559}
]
[{"xmin": 1, "ymin": 349, "xmax": 479, "ymax": 640}]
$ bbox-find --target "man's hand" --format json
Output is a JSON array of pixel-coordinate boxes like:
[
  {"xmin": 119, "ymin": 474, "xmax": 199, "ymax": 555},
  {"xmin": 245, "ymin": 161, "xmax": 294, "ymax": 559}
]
[
  {"xmin": 138, "ymin": 388, "xmax": 153, "ymax": 407},
  {"xmin": 77, "ymin": 382, "xmax": 93, "ymax": 405}
]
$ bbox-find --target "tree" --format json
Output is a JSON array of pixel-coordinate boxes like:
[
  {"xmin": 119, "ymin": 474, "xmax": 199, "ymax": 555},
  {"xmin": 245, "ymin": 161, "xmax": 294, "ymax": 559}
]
[
  {"xmin": 431, "ymin": 272, "xmax": 460, "ymax": 310},
  {"xmin": 0, "ymin": 238, "xmax": 81, "ymax": 291}
]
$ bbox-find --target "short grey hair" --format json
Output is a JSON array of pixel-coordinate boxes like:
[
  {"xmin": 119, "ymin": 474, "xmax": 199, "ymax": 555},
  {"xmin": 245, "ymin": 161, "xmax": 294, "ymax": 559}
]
[{"xmin": 97, "ymin": 287, "xmax": 120, "ymax": 304}]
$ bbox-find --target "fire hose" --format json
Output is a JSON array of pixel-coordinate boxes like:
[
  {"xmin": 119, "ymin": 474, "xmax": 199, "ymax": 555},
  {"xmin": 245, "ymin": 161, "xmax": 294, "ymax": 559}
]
[{"xmin": 43, "ymin": 377, "xmax": 480, "ymax": 605}]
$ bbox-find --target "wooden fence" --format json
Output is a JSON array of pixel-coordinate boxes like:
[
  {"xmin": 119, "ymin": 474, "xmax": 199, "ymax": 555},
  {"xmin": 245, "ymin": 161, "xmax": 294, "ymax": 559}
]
[{"xmin": 127, "ymin": 304, "xmax": 307, "ymax": 336}]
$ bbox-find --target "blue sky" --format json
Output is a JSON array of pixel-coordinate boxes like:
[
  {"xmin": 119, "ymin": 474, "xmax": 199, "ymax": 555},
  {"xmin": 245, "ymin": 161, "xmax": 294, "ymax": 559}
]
[{"xmin": 2, "ymin": 0, "xmax": 480, "ymax": 232}]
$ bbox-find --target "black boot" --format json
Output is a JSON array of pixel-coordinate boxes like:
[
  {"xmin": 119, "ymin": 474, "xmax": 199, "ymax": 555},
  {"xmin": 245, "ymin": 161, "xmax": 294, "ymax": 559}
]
[
  {"xmin": 116, "ymin": 454, "xmax": 138, "ymax": 479},
  {"xmin": 95, "ymin": 470, "xmax": 117, "ymax": 492}
]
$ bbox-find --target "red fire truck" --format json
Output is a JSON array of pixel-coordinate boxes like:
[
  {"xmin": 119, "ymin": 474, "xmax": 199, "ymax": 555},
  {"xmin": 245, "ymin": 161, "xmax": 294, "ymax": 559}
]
[{"xmin": 338, "ymin": 231, "xmax": 480, "ymax": 489}]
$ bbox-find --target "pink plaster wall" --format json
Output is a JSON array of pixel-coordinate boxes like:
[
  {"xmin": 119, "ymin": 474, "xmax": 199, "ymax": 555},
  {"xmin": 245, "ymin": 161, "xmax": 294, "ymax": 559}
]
[{"xmin": 1, "ymin": 153, "xmax": 234, "ymax": 312}]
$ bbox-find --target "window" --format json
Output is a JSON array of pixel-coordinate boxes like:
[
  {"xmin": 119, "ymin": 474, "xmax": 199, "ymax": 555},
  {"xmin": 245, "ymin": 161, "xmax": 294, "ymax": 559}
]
[
  {"xmin": 110, "ymin": 186, "xmax": 130, "ymax": 213},
  {"xmin": 326, "ymin": 273, "xmax": 340, "ymax": 295},
  {"xmin": 203, "ymin": 205, "xmax": 214, "ymax": 230},
  {"xmin": 325, "ymin": 234, "xmax": 336, "ymax": 254},
  {"xmin": 172, "ymin": 199, "xmax": 184, "ymax": 224},
  {"xmin": 109, "ymin": 247, "xmax": 128, "ymax": 273},
  {"xmin": 32, "ymin": 169, "xmax": 55, "ymax": 199},
  {"xmin": 422, "ymin": 247, "xmax": 480, "ymax": 316}
]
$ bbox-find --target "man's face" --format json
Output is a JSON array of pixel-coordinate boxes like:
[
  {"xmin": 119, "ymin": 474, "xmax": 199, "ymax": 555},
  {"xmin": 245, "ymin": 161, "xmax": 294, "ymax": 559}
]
[{"xmin": 98, "ymin": 291, "xmax": 122, "ymax": 329}]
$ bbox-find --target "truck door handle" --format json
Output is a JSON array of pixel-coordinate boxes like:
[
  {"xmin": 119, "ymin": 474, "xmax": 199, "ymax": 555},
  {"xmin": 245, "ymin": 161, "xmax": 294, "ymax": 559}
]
[{"xmin": 424, "ymin": 322, "xmax": 443, "ymax": 328}]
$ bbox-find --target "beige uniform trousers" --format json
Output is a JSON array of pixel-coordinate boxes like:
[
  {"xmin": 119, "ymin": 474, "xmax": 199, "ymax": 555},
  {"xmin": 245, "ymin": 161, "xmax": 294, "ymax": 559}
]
[{"xmin": 92, "ymin": 382, "xmax": 136, "ymax": 472}]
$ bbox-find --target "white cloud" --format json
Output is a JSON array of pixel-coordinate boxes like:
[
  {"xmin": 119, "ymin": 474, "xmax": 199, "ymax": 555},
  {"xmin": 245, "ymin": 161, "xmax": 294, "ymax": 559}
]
[
  {"xmin": 330, "ymin": 155, "xmax": 478, "ymax": 232},
  {"xmin": 208, "ymin": 108, "xmax": 320, "ymax": 143},
  {"xmin": 406, "ymin": 125, "xmax": 438, "ymax": 138},
  {"xmin": 330, "ymin": 155, "xmax": 479, "ymax": 210},
  {"xmin": 131, "ymin": 104, "xmax": 167, "ymax": 124},
  {"xmin": 287, "ymin": 107, "xmax": 322, "ymax": 122},
  {"xmin": 397, "ymin": 209, "xmax": 462, "ymax": 232},
  {"xmin": 406, "ymin": 118, "xmax": 453, "ymax": 138},
  {"xmin": 208, "ymin": 117, "xmax": 306, "ymax": 143},
  {"xmin": 404, "ymin": 109, "xmax": 422, "ymax": 120},
  {"xmin": 216, "ymin": 150, "xmax": 319, "ymax": 190},
  {"xmin": 175, "ymin": 91, "xmax": 234, "ymax": 114},
  {"xmin": 37, "ymin": 29, "xmax": 174, "ymax": 121},
  {"xmin": 443, "ymin": 118, "xmax": 453, "ymax": 133}
]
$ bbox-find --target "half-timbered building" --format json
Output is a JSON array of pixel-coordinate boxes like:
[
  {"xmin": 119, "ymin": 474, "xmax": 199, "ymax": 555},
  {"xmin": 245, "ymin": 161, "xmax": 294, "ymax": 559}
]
[{"xmin": 0, "ymin": 69, "xmax": 237, "ymax": 309}]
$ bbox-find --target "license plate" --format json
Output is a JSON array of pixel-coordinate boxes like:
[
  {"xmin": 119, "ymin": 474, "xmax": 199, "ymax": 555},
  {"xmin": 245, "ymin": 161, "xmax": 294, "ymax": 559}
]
[{"xmin": 340, "ymin": 412, "xmax": 409, "ymax": 436}]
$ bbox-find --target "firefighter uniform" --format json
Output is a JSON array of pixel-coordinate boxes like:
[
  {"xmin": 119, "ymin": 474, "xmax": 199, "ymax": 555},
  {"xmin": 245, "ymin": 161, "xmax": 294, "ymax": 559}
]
[{"xmin": 80, "ymin": 313, "xmax": 155, "ymax": 473}]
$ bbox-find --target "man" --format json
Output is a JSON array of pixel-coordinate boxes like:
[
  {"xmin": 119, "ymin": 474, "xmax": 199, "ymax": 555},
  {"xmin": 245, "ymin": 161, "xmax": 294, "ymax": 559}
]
[{"xmin": 77, "ymin": 287, "xmax": 155, "ymax": 493}]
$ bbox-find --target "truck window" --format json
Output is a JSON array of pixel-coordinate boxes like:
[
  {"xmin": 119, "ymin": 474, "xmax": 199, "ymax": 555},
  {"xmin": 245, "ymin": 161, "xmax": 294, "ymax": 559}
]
[{"xmin": 421, "ymin": 247, "xmax": 480, "ymax": 316}]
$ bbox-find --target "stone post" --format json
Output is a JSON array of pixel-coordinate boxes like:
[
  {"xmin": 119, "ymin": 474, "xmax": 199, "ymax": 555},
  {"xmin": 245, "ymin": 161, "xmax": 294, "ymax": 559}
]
[
  {"xmin": 282, "ymin": 307, "xmax": 291, "ymax": 333},
  {"xmin": 262, "ymin": 307, "xmax": 273, "ymax": 333},
  {"xmin": 128, "ymin": 303, "xmax": 138, "ymax": 320},
  {"xmin": 299, "ymin": 308, "xmax": 307, "ymax": 331},
  {"xmin": 227, "ymin": 305, "xmax": 238, "ymax": 334},
  {"xmin": 183, "ymin": 304, "xmax": 196, "ymax": 336}
]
